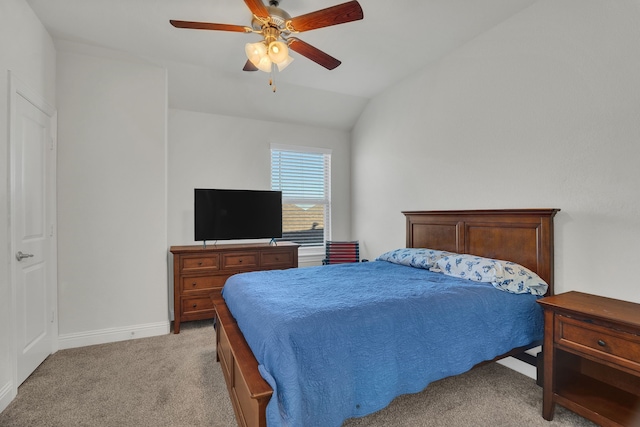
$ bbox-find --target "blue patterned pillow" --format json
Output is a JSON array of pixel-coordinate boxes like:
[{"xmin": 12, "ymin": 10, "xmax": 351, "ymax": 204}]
[
  {"xmin": 376, "ymin": 248, "xmax": 453, "ymax": 269},
  {"xmin": 491, "ymin": 261, "xmax": 548, "ymax": 296},
  {"xmin": 432, "ymin": 254, "xmax": 501, "ymax": 282},
  {"xmin": 433, "ymin": 254, "xmax": 548, "ymax": 296}
]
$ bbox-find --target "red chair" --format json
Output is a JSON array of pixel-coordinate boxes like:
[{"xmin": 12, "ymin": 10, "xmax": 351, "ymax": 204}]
[{"xmin": 322, "ymin": 241, "xmax": 360, "ymax": 265}]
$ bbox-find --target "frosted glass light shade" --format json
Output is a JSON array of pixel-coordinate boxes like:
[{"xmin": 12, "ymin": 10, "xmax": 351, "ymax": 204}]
[
  {"xmin": 245, "ymin": 42, "xmax": 267, "ymax": 66},
  {"xmin": 276, "ymin": 55, "xmax": 294, "ymax": 71},
  {"xmin": 256, "ymin": 56, "xmax": 273, "ymax": 73},
  {"xmin": 268, "ymin": 41, "xmax": 289, "ymax": 64}
]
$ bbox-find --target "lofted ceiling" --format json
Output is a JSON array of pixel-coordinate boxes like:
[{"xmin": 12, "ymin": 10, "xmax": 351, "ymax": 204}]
[{"xmin": 26, "ymin": 0, "xmax": 537, "ymax": 130}]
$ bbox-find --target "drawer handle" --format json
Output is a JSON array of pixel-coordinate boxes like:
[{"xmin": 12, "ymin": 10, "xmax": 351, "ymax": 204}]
[
  {"xmin": 192, "ymin": 304, "xmax": 197, "ymax": 308},
  {"xmin": 192, "ymin": 282, "xmax": 197, "ymax": 287},
  {"xmin": 198, "ymin": 262, "xmax": 203, "ymax": 266},
  {"xmin": 597, "ymin": 339, "xmax": 606, "ymax": 347}
]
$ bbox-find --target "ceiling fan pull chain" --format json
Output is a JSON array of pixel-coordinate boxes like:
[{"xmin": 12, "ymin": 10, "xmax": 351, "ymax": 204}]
[{"xmin": 270, "ymin": 63, "xmax": 277, "ymax": 92}]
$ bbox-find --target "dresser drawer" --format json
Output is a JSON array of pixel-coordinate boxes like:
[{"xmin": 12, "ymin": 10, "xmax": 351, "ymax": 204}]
[
  {"xmin": 261, "ymin": 250, "xmax": 294, "ymax": 267},
  {"xmin": 556, "ymin": 315, "xmax": 640, "ymax": 373},
  {"xmin": 181, "ymin": 254, "xmax": 219, "ymax": 272},
  {"xmin": 182, "ymin": 296, "xmax": 215, "ymax": 315},
  {"xmin": 181, "ymin": 275, "xmax": 229, "ymax": 293},
  {"xmin": 222, "ymin": 252, "xmax": 258, "ymax": 269}
]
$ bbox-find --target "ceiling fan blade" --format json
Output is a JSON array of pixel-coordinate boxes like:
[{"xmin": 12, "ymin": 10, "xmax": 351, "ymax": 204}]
[
  {"xmin": 288, "ymin": 37, "xmax": 341, "ymax": 70},
  {"xmin": 286, "ymin": 1, "xmax": 363, "ymax": 33},
  {"xmin": 243, "ymin": 60, "xmax": 259, "ymax": 72},
  {"xmin": 170, "ymin": 20, "xmax": 250, "ymax": 33},
  {"xmin": 244, "ymin": 0, "xmax": 270, "ymax": 19}
]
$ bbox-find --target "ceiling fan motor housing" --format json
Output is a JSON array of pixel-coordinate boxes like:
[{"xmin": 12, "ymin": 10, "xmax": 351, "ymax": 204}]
[{"xmin": 252, "ymin": 4, "xmax": 292, "ymax": 31}]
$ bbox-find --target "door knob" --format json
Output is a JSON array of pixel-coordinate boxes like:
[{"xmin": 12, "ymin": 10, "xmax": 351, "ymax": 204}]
[{"xmin": 16, "ymin": 251, "xmax": 34, "ymax": 261}]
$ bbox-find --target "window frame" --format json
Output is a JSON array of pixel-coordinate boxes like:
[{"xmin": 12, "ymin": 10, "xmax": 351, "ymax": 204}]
[{"xmin": 270, "ymin": 143, "xmax": 332, "ymax": 256}]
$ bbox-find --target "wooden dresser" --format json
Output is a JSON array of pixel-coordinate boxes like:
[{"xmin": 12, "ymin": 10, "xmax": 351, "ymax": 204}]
[
  {"xmin": 170, "ymin": 242, "xmax": 299, "ymax": 333},
  {"xmin": 538, "ymin": 291, "xmax": 640, "ymax": 426}
]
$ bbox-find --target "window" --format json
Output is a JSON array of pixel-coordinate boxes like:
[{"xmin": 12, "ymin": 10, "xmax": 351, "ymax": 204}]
[{"xmin": 271, "ymin": 144, "xmax": 331, "ymax": 248}]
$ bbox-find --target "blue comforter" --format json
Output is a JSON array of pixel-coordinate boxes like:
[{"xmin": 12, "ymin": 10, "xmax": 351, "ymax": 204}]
[{"xmin": 222, "ymin": 261, "xmax": 543, "ymax": 427}]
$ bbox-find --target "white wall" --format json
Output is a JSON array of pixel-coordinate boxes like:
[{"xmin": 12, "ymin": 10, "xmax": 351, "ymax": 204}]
[
  {"xmin": 167, "ymin": 108, "xmax": 352, "ymax": 265},
  {"xmin": 55, "ymin": 49, "xmax": 169, "ymax": 347},
  {"xmin": 352, "ymin": 0, "xmax": 640, "ymax": 304},
  {"xmin": 0, "ymin": 0, "xmax": 56, "ymax": 412}
]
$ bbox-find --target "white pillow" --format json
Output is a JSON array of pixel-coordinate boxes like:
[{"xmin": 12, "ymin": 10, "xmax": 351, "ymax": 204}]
[
  {"xmin": 433, "ymin": 254, "xmax": 548, "ymax": 296},
  {"xmin": 376, "ymin": 248, "xmax": 453, "ymax": 269}
]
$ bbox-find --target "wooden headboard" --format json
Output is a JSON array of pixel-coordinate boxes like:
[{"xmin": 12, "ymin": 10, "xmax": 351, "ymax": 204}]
[{"xmin": 403, "ymin": 209, "xmax": 560, "ymax": 296}]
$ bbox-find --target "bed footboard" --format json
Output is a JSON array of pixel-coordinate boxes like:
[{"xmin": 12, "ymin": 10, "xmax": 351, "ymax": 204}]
[{"xmin": 212, "ymin": 293, "xmax": 272, "ymax": 427}]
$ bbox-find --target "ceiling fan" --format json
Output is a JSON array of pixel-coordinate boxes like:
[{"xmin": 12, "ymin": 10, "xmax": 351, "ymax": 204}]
[{"xmin": 170, "ymin": 0, "xmax": 363, "ymax": 90}]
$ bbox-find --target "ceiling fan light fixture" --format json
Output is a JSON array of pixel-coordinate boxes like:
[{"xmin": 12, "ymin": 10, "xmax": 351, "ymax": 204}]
[
  {"xmin": 256, "ymin": 55, "xmax": 273, "ymax": 73},
  {"xmin": 245, "ymin": 42, "xmax": 267, "ymax": 66},
  {"xmin": 247, "ymin": 39, "xmax": 290, "ymax": 73},
  {"xmin": 276, "ymin": 55, "xmax": 294, "ymax": 71},
  {"xmin": 267, "ymin": 41, "xmax": 289, "ymax": 64}
]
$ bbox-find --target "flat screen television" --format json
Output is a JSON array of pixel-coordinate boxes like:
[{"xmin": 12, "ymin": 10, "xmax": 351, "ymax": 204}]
[{"xmin": 194, "ymin": 189, "xmax": 282, "ymax": 242}]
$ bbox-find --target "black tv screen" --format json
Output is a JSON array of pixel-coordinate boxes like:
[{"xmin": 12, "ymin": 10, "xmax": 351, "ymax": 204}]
[{"xmin": 194, "ymin": 189, "xmax": 282, "ymax": 242}]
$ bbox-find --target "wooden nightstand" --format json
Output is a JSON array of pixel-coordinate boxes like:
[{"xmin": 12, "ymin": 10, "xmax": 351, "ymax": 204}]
[{"xmin": 537, "ymin": 291, "xmax": 640, "ymax": 426}]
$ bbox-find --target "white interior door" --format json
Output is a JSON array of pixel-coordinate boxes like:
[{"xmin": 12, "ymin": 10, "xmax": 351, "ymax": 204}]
[{"xmin": 10, "ymin": 72, "xmax": 57, "ymax": 386}]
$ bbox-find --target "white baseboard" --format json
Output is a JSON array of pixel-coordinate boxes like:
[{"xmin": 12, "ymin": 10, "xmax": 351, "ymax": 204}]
[
  {"xmin": 498, "ymin": 345, "xmax": 541, "ymax": 380},
  {"xmin": 498, "ymin": 356, "xmax": 536, "ymax": 379},
  {"xmin": 0, "ymin": 380, "xmax": 16, "ymax": 414},
  {"xmin": 58, "ymin": 321, "xmax": 170, "ymax": 350}
]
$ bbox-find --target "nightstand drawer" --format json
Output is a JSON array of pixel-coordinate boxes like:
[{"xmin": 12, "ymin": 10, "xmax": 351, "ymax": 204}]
[
  {"xmin": 557, "ymin": 315, "xmax": 640, "ymax": 373},
  {"xmin": 222, "ymin": 252, "xmax": 258, "ymax": 269},
  {"xmin": 181, "ymin": 275, "xmax": 228, "ymax": 292},
  {"xmin": 181, "ymin": 255, "xmax": 219, "ymax": 271}
]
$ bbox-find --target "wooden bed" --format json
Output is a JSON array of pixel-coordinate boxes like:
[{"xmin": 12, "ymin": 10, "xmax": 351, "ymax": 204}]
[{"xmin": 211, "ymin": 208, "xmax": 560, "ymax": 427}]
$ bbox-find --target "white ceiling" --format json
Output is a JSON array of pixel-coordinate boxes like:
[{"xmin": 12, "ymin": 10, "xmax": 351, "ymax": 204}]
[{"xmin": 26, "ymin": 0, "xmax": 537, "ymax": 130}]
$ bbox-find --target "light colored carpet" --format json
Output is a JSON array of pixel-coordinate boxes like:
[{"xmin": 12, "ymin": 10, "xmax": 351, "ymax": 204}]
[{"xmin": 0, "ymin": 319, "xmax": 596, "ymax": 426}]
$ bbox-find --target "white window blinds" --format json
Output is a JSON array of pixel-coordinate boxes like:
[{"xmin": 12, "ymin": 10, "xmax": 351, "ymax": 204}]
[{"xmin": 271, "ymin": 144, "xmax": 331, "ymax": 247}]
